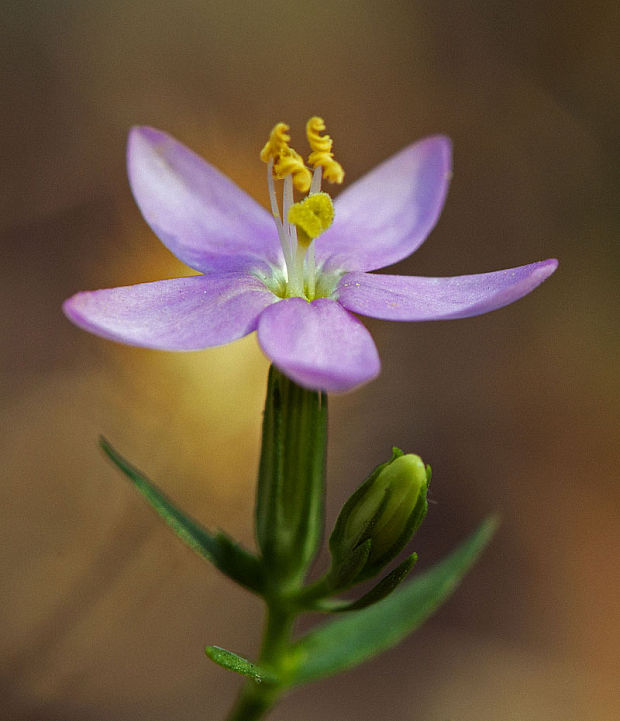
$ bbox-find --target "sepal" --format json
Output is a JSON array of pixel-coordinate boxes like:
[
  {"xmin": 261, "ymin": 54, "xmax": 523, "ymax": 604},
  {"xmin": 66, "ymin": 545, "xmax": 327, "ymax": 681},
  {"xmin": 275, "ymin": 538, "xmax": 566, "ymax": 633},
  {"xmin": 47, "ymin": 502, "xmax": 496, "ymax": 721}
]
[
  {"xmin": 315, "ymin": 552, "xmax": 417, "ymax": 612},
  {"xmin": 338, "ymin": 553, "xmax": 418, "ymax": 612},
  {"xmin": 325, "ymin": 538, "xmax": 372, "ymax": 592},
  {"xmin": 101, "ymin": 437, "xmax": 264, "ymax": 594}
]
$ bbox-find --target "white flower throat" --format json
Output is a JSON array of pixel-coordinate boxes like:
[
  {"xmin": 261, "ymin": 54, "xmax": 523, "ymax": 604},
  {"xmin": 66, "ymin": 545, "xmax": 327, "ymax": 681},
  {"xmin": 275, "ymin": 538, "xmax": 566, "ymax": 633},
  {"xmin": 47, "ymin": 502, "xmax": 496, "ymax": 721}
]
[{"xmin": 260, "ymin": 118, "xmax": 344, "ymax": 301}]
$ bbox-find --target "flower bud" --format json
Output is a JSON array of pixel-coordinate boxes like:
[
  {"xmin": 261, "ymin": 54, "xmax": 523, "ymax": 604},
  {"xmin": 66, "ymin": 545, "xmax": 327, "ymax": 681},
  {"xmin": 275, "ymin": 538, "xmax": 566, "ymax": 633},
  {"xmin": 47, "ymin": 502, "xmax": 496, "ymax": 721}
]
[{"xmin": 329, "ymin": 448, "xmax": 429, "ymax": 586}]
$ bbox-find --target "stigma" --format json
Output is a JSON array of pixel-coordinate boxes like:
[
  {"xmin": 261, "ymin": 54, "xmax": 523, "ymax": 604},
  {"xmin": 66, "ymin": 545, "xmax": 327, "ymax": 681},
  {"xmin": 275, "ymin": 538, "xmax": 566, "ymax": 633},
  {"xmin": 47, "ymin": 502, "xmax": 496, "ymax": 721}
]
[{"xmin": 260, "ymin": 117, "xmax": 344, "ymax": 300}]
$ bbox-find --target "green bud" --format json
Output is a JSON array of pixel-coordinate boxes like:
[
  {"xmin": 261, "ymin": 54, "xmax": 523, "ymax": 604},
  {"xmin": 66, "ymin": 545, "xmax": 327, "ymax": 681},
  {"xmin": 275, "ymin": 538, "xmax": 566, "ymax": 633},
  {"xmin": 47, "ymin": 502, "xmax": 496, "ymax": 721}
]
[
  {"xmin": 328, "ymin": 448, "xmax": 429, "ymax": 587},
  {"xmin": 360, "ymin": 454, "xmax": 425, "ymax": 559}
]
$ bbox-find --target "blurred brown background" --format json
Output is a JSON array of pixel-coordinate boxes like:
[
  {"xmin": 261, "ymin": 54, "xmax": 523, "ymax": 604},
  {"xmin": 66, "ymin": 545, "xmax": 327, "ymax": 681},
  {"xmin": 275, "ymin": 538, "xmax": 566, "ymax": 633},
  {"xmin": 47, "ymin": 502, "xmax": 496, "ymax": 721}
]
[{"xmin": 2, "ymin": 1, "xmax": 618, "ymax": 720}]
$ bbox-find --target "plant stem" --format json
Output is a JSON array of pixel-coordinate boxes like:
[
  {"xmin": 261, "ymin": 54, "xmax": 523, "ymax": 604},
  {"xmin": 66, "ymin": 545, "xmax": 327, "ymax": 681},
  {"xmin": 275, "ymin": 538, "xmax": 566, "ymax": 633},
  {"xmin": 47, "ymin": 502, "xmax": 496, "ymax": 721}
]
[
  {"xmin": 226, "ymin": 367, "xmax": 327, "ymax": 720},
  {"xmin": 225, "ymin": 601, "xmax": 295, "ymax": 721}
]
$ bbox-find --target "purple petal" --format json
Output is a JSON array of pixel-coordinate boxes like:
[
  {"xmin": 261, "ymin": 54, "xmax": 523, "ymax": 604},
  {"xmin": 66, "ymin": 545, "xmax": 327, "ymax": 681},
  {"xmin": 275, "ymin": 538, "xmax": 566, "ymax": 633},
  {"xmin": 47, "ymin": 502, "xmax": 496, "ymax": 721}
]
[
  {"xmin": 337, "ymin": 259, "xmax": 559, "ymax": 321},
  {"xmin": 127, "ymin": 127, "xmax": 282, "ymax": 273},
  {"xmin": 63, "ymin": 274, "xmax": 278, "ymax": 350},
  {"xmin": 257, "ymin": 298, "xmax": 380, "ymax": 393},
  {"xmin": 314, "ymin": 136, "xmax": 452, "ymax": 273}
]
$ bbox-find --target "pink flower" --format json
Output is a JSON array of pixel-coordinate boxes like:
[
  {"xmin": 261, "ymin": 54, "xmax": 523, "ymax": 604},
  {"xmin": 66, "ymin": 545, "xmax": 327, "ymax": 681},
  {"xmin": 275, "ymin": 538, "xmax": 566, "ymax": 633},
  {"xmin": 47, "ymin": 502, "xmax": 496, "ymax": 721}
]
[{"xmin": 64, "ymin": 124, "xmax": 557, "ymax": 392}]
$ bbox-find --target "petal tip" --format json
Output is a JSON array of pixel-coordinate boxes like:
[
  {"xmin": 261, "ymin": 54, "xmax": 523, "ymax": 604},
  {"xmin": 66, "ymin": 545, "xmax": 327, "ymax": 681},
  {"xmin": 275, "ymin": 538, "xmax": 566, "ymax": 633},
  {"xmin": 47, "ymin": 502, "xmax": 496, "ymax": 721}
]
[
  {"xmin": 543, "ymin": 257, "xmax": 559, "ymax": 272},
  {"xmin": 425, "ymin": 132, "xmax": 452, "ymax": 151},
  {"xmin": 533, "ymin": 258, "xmax": 559, "ymax": 283},
  {"xmin": 128, "ymin": 124, "xmax": 165, "ymax": 145},
  {"xmin": 127, "ymin": 126, "xmax": 174, "ymax": 171},
  {"xmin": 415, "ymin": 134, "xmax": 453, "ymax": 173},
  {"xmin": 62, "ymin": 291, "xmax": 94, "ymax": 334},
  {"xmin": 62, "ymin": 292, "xmax": 80, "ymax": 320}
]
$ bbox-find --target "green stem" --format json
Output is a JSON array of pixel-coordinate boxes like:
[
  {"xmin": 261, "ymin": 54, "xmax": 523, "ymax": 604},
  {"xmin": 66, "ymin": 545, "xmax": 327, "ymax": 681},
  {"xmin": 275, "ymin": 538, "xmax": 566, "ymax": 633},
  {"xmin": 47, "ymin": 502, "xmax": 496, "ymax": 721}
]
[
  {"xmin": 226, "ymin": 366, "xmax": 328, "ymax": 720},
  {"xmin": 225, "ymin": 602, "xmax": 294, "ymax": 721},
  {"xmin": 255, "ymin": 366, "xmax": 327, "ymax": 583}
]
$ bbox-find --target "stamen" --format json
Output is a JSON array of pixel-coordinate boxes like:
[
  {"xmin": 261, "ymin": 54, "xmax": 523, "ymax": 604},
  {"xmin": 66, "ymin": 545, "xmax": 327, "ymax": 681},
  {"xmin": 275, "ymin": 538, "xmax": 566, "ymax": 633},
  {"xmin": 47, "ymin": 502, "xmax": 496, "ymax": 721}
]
[
  {"xmin": 261, "ymin": 122, "xmax": 312, "ymax": 193},
  {"xmin": 266, "ymin": 158, "xmax": 282, "ymax": 224},
  {"xmin": 293, "ymin": 241, "xmax": 307, "ymax": 299},
  {"xmin": 283, "ymin": 175, "xmax": 303, "ymax": 296},
  {"xmin": 310, "ymin": 165, "xmax": 323, "ymax": 195},
  {"xmin": 274, "ymin": 149, "xmax": 312, "ymax": 193},
  {"xmin": 282, "ymin": 175, "xmax": 295, "ymax": 259},
  {"xmin": 260, "ymin": 119, "xmax": 341, "ymax": 300},
  {"xmin": 306, "ymin": 116, "xmax": 345, "ymax": 185},
  {"xmin": 306, "ymin": 116, "xmax": 333, "ymax": 153},
  {"xmin": 266, "ymin": 159, "xmax": 292, "ymax": 274},
  {"xmin": 260, "ymin": 123, "xmax": 290, "ymax": 163},
  {"xmin": 305, "ymin": 241, "xmax": 317, "ymax": 299}
]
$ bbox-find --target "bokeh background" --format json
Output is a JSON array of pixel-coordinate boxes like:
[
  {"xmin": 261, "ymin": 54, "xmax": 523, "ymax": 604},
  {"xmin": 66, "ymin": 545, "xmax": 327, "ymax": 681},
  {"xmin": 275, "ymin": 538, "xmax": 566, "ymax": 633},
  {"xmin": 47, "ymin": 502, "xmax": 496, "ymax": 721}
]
[{"xmin": 2, "ymin": 2, "xmax": 618, "ymax": 720}]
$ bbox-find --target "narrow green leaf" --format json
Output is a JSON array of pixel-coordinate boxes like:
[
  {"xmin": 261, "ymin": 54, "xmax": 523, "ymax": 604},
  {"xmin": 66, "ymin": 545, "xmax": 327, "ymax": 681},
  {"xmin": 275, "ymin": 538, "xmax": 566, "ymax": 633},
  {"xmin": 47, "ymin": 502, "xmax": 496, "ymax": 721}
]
[
  {"xmin": 288, "ymin": 516, "xmax": 498, "ymax": 685},
  {"xmin": 100, "ymin": 438, "xmax": 263, "ymax": 594},
  {"xmin": 205, "ymin": 646, "xmax": 279, "ymax": 684},
  {"xmin": 212, "ymin": 530, "xmax": 265, "ymax": 593}
]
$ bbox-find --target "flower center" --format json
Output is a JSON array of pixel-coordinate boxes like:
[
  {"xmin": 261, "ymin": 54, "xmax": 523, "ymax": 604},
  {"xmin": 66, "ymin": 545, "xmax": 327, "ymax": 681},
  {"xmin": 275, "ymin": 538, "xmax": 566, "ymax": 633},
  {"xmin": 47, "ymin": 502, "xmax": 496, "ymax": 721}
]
[{"xmin": 259, "ymin": 117, "xmax": 344, "ymax": 301}]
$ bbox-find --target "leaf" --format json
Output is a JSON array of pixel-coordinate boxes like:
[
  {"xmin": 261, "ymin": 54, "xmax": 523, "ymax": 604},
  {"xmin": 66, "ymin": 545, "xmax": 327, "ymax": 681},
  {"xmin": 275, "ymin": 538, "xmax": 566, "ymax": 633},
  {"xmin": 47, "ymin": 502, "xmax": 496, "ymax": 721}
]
[
  {"xmin": 211, "ymin": 530, "xmax": 265, "ymax": 593},
  {"xmin": 205, "ymin": 646, "xmax": 279, "ymax": 684},
  {"xmin": 287, "ymin": 516, "xmax": 498, "ymax": 685},
  {"xmin": 100, "ymin": 438, "xmax": 263, "ymax": 594}
]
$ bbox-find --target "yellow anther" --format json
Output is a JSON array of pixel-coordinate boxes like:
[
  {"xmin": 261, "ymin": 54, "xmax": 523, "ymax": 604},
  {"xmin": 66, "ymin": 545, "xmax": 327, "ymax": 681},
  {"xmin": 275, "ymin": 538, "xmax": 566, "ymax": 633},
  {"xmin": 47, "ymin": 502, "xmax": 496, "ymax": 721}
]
[
  {"xmin": 275, "ymin": 148, "xmax": 312, "ymax": 193},
  {"xmin": 260, "ymin": 122, "xmax": 291, "ymax": 163},
  {"xmin": 306, "ymin": 116, "xmax": 333, "ymax": 154},
  {"xmin": 309, "ymin": 154, "xmax": 345, "ymax": 184},
  {"xmin": 287, "ymin": 192, "xmax": 334, "ymax": 247},
  {"xmin": 261, "ymin": 122, "xmax": 312, "ymax": 192},
  {"xmin": 305, "ymin": 116, "xmax": 345, "ymax": 184}
]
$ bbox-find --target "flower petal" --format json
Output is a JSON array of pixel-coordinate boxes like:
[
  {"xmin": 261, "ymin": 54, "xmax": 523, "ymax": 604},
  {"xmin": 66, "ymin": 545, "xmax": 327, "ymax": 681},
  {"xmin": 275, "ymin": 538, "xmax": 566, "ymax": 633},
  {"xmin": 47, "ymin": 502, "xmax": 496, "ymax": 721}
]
[
  {"xmin": 337, "ymin": 259, "xmax": 559, "ymax": 321},
  {"xmin": 63, "ymin": 274, "xmax": 278, "ymax": 350},
  {"xmin": 257, "ymin": 298, "xmax": 380, "ymax": 393},
  {"xmin": 127, "ymin": 127, "xmax": 281, "ymax": 273},
  {"xmin": 314, "ymin": 136, "xmax": 452, "ymax": 273}
]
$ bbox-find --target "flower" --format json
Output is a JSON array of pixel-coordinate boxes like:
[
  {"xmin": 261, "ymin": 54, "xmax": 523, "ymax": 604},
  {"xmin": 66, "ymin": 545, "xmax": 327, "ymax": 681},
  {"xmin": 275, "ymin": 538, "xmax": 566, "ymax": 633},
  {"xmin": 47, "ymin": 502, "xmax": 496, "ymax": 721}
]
[
  {"xmin": 63, "ymin": 118, "xmax": 558, "ymax": 393},
  {"xmin": 330, "ymin": 449, "xmax": 429, "ymax": 581}
]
